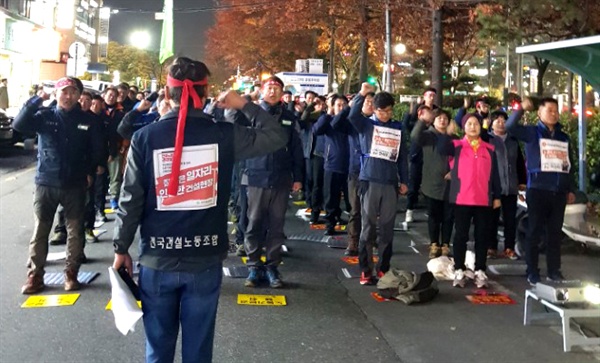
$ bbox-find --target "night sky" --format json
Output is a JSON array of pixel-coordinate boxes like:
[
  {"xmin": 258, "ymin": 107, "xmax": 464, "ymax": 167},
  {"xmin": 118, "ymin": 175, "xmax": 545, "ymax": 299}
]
[{"xmin": 102, "ymin": 0, "xmax": 216, "ymax": 60}]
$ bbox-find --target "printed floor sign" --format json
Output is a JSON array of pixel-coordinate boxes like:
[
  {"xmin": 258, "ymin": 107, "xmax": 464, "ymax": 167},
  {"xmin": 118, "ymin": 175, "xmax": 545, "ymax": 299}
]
[
  {"xmin": 237, "ymin": 294, "xmax": 287, "ymax": 306},
  {"xmin": 22, "ymin": 294, "xmax": 80, "ymax": 308}
]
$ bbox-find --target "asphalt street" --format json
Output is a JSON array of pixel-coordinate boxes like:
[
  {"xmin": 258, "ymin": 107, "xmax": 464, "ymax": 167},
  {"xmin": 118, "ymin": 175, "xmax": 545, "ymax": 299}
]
[{"xmin": 1, "ymin": 160, "xmax": 599, "ymax": 363}]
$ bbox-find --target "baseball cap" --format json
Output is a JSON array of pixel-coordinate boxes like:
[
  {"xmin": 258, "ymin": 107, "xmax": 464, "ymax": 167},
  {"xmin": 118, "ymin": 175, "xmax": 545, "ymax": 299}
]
[{"xmin": 55, "ymin": 77, "xmax": 82, "ymax": 93}]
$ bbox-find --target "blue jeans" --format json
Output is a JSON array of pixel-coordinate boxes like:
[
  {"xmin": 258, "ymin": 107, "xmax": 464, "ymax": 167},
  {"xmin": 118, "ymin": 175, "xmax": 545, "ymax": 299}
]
[{"xmin": 139, "ymin": 263, "xmax": 223, "ymax": 363}]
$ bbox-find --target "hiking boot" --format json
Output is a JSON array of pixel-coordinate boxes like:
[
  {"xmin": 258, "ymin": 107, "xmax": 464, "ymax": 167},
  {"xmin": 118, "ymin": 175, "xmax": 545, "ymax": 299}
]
[
  {"xmin": 64, "ymin": 269, "xmax": 80, "ymax": 291},
  {"xmin": 359, "ymin": 272, "xmax": 377, "ymax": 286},
  {"xmin": 429, "ymin": 244, "xmax": 440, "ymax": 259},
  {"xmin": 244, "ymin": 267, "xmax": 261, "ymax": 287},
  {"xmin": 546, "ymin": 270, "xmax": 565, "ymax": 282},
  {"xmin": 344, "ymin": 248, "xmax": 358, "ymax": 257},
  {"xmin": 49, "ymin": 231, "xmax": 67, "ymax": 246},
  {"xmin": 504, "ymin": 248, "xmax": 518, "ymax": 260},
  {"xmin": 527, "ymin": 272, "xmax": 541, "ymax": 286},
  {"xmin": 85, "ymin": 229, "xmax": 99, "ymax": 243},
  {"xmin": 441, "ymin": 244, "xmax": 451, "ymax": 257},
  {"xmin": 487, "ymin": 248, "xmax": 497, "ymax": 259},
  {"xmin": 21, "ymin": 274, "xmax": 44, "ymax": 295},
  {"xmin": 405, "ymin": 209, "xmax": 414, "ymax": 223},
  {"xmin": 453, "ymin": 269, "xmax": 466, "ymax": 288},
  {"xmin": 474, "ymin": 270, "xmax": 489, "ymax": 289},
  {"xmin": 265, "ymin": 267, "xmax": 283, "ymax": 288},
  {"xmin": 236, "ymin": 244, "xmax": 247, "ymax": 257}
]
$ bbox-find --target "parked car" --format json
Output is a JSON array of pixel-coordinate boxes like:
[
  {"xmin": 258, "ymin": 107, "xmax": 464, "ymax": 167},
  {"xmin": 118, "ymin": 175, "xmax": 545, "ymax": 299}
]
[{"xmin": 0, "ymin": 109, "xmax": 23, "ymax": 147}]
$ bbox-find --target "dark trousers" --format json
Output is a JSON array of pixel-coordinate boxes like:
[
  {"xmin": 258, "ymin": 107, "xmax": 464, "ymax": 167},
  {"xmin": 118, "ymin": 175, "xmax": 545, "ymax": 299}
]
[
  {"xmin": 310, "ymin": 156, "xmax": 324, "ymax": 220},
  {"xmin": 347, "ymin": 173, "xmax": 361, "ymax": 248},
  {"xmin": 323, "ymin": 170, "xmax": 348, "ymax": 229},
  {"xmin": 94, "ymin": 172, "xmax": 108, "ymax": 216},
  {"xmin": 244, "ymin": 185, "xmax": 289, "ymax": 267},
  {"xmin": 235, "ymin": 185, "xmax": 248, "ymax": 245},
  {"xmin": 453, "ymin": 205, "xmax": 493, "ymax": 272},
  {"xmin": 489, "ymin": 194, "xmax": 518, "ymax": 250},
  {"xmin": 304, "ymin": 158, "xmax": 314, "ymax": 205},
  {"xmin": 525, "ymin": 188, "xmax": 567, "ymax": 276},
  {"xmin": 425, "ymin": 196, "xmax": 454, "ymax": 246},
  {"xmin": 407, "ymin": 148, "xmax": 423, "ymax": 210},
  {"xmin": 358, "ymin": 182, "xmax": 397, "ymax": 274}
]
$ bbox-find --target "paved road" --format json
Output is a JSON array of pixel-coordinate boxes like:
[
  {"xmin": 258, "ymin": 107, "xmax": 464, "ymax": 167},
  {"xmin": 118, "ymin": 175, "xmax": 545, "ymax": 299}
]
[{"xmin": 1, "ymin": 164, "xmax": 599, "ymax": 363}]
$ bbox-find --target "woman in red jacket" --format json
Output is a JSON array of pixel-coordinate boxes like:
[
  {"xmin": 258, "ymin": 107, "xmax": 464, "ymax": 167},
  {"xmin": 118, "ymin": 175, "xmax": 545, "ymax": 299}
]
[{"xmin": 438, "ymin": 114, "xmax": 501, "ymax": 288}]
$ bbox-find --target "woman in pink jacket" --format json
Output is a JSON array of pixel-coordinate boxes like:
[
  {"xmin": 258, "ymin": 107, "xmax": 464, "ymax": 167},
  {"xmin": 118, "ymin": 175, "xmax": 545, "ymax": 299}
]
[{"xmin": 438, "ymin": 113, "xmax": 501, "ymax": 288}]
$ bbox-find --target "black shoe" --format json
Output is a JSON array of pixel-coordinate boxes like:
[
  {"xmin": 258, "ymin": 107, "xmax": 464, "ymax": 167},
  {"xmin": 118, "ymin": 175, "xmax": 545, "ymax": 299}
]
[
  {"xmin": 49, "ymin": 231, "xmax": 67, "ymax": 246},
  {"xmin": 527, "ymin": 272, "xmax": 541, "ymax": 286},
  {"xmin": 344, "ymin": 249, "xmax": 358, "ymax": 257},
  {"xmin": 546, "ymin": 271, "xmax": 565, "ymax": 282},
  {"xmin": 266, "ymin": 267, "xmax": 283, "ymax": 288},
  {"xmin": 79, "ymin": 253, "xmax": 88, "ymax": 264}
]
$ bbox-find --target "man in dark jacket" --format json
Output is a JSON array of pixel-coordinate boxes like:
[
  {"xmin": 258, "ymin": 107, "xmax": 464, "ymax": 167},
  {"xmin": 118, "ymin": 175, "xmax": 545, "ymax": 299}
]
[
  {"xmin": 506, "ymin": 97, "xmax": 576, "ymax": 285},
  {"xmin": 349, "ymin": 83, "xmax": 409, "ymax": 285},
  {"xmin": 14, "ymin": 77, "xmax": 105, "ymax": 294},
  {"xmin": 112, "ymin": 57, "xmax": 288, "ymax": 363},
  {"xmin": 243, "ymin": 76, "xmax": 304, "ymax": 289}
]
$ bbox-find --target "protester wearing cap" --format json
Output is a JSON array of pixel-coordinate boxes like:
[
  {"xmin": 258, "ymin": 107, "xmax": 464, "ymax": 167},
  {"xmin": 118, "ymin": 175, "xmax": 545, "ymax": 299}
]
[
  {"xmin": 112, "ymin": 57, "xmax": 289, "ymax": 362},
  {"xmin": 454, "ymin": 95, "xmax": 492, "ymax": 142},
  {"xmin": 242, "ymin": 75, "xmax": 304, "ymax": 289},
  {"xmin": 14, "ymin": 76, "xmax": 105, "ymax": 294},
  {"xmin": 486, "ymin": 110, "xmax": 527, "ymax": 260}
]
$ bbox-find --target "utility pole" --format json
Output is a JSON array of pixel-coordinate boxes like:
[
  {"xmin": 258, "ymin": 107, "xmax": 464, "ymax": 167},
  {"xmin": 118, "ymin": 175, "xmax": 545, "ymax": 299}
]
[
  {"xmin": 328, "ymin": 21, "xmax": 335, "ymax": 93},
  {"xmin": 431, "ymin": 7, "xmax": 443, "ymax": 106},
  {"xmin": 384, "ymin": 0, "xmax": 393, "ymax": 92}
]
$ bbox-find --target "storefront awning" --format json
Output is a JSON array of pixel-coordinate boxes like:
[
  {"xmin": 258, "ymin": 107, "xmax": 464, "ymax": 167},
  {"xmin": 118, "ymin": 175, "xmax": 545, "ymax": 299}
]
[{"xmin": 516, "ymin": 35, "xmax": 600, "ymax": 91}]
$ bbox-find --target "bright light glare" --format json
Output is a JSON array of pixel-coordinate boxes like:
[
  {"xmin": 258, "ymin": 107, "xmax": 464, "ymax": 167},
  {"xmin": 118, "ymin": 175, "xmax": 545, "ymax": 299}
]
[
  {"xmin": 583, "ymin": 284, "xmax": 600, "ymax": 305},
  {"xmin": 394, "ymin": 43, "xmax": 406, "ymax": 55},
  {"xmin": 130, "ymin": 31, "xmax": 150, "ymax": 49}
]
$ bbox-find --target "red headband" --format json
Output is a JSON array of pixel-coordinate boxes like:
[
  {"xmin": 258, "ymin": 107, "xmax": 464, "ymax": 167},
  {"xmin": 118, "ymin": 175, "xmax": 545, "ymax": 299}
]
[
  {"xmin": 263, "ymin": 79, "xmax": 283, "ymax": 89},
  {"xmin": 166, "ymin": 75, "xmax": 208, "ymax": 196}
]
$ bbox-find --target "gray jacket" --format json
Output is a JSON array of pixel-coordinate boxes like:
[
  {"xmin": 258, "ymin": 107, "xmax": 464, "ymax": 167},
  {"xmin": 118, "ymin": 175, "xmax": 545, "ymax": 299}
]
[
  {"xmin": 488, "ymin": 132, "xmax": 523, "ymax": 196},
  {"xmin": 411, "ymin": 120, "xmax": 450, "ymax": 201}
]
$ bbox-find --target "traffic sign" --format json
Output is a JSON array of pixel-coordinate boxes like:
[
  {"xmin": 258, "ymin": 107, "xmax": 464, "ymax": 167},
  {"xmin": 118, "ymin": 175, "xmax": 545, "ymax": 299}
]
[{"xmin": 69, "ymin": 41, "xmax": 86, "ymax": 59}]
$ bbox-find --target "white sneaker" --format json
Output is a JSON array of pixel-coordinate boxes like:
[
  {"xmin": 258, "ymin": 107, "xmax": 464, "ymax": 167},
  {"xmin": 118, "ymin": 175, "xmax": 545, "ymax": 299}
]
[
  {"xmin": 474, "ymin": 270, "xmax": 489, "ymax": 288},
  {"xmin": 453, "ymin": 269, "xmax": 466, "ymax": 288},
  {"xmin": 405, "ymin": 209, "xmax": 414, "ymax": 223}
]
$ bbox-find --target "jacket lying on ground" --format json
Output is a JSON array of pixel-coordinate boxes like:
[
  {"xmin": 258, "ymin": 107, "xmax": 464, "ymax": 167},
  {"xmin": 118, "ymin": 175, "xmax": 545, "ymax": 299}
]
[
  {"xmin": 113, "ymin": 102, "xmax": 288, "ymax": 272},
  {"xmin": 13, "ymin": 96, "xmax": 105, "ymax": 188}
]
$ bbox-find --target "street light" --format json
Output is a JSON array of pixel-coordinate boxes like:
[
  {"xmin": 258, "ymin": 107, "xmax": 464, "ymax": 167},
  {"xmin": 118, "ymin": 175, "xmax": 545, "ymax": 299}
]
[
  {"xmin": 394, "ymin": 43, "xmax": 406, "ymax": 55},
  {"xmin": 130, "ymin": 30, "xmax": 150, "ymax": 49}
]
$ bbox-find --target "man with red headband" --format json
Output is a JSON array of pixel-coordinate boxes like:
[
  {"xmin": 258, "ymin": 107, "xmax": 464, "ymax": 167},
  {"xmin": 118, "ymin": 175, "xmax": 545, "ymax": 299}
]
[
  {"xmin": 14, "ymin": 76, "xmax": 105, "ymax": 294},
  {"xmin": 112, "ymin": 57, "xmax": 289, "ymax": 363},
  {"xmin": 242, "ymin": 75, "xmax": 304, "ymax": 289}
]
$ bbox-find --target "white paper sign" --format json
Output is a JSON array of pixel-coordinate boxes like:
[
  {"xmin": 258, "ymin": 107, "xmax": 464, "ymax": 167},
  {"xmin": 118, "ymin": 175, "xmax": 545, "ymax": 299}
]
[
  {"xmin": 108, "ymin": 267, "xmax": 143, "ymax": 335},
  {"xmin": 153, "ymin": 144, "xmax": 219, "ymax": 211},
  {"xmin": 370, "ymin": 125, "xmax": 401, "ymax": 162},
  {"xmin": 539, "ymin": 139, "xmax": 570, "ymax": 173}
]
